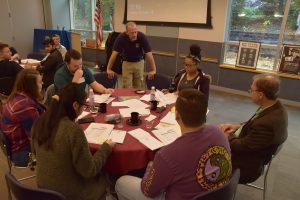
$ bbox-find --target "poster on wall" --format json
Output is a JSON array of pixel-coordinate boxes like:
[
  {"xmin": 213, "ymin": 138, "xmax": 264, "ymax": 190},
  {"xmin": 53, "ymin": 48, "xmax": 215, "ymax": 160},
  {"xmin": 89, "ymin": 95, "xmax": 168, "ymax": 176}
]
[
  {"xmin": 279, "ymin": 45, "xmax": 300, "ymax": 75},
  {"xmin": 236, "ymin": 41, "xmax": 261, "ymax": 69}
]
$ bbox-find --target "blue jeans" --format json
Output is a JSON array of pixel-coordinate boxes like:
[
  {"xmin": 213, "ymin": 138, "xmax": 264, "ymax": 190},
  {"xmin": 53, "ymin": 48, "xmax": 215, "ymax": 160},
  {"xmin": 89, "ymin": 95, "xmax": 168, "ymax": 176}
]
[{"xmin": 11, "ymin": 144, "xmax": 31, "ymax": 167}]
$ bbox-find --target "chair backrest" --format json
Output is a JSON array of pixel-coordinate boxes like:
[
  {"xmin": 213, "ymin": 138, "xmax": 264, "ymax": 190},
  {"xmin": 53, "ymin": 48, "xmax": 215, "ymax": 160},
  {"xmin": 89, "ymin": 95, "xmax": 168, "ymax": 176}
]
[
  {"xmin": 192, "ymin": 169, "xmax": 240, "ymax": 200},
  {"xmin": 0, "ymin": 130, "xmax": 12, "ymax": 157},
  {"xmin": 0, "ymin": 130, "xmax": 13, "ymax": 171},
  {"xmin": 5, "ymin": 172, "xmax": 66, "ymax": 200},
  {"xmin": 146, "ymin": 73, "xmax": 172, "ymax": 90},
  {"xmin": 43, "ymin": 84, "xmax": 56, "ymax": 106},
  {"xmin": 0, "ymin": 76, "xmax": 15, "ymax": 96},
  {"xmin": 263, "ymin": 144, "xmax": 283, "ymax": 166},
  {"xmin": 203, "ymin": 73, "xmax": 212, "ymax": 84},
  {"xmin": 27, "ymin": 52, "xmax": 46, "ymax": 60},
  {"xmin": 94, "ymin": 72, "xmax": 117, "ymax": 88}
]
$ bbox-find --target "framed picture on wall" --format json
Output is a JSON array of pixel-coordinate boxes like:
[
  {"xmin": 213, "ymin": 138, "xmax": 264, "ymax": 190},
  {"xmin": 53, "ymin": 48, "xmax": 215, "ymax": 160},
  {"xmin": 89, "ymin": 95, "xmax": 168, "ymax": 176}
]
[
  {"xmin": 236, "ymin": 41, "xmax": 261, "ymax": 69},
  {"xmin": 279, "ymin": 45, "xmax": 300, "ymax": 75}
]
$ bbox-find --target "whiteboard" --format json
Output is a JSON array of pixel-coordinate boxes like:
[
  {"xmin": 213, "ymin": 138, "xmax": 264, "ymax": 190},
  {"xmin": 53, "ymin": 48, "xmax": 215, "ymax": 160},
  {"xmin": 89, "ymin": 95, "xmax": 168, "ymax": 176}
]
[{"xmin": 125, "ymin": 0, "xmax": 211, "ymax": 28}]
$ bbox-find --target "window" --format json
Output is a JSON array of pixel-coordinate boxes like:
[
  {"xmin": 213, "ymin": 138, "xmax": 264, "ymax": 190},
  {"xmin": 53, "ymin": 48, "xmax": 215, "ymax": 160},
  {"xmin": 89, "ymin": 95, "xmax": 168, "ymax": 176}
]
[
  {"xmin": 224, "ymin": 0, "xmax": 300, "ymax": 71},
  {"xmin": 70, "ymin": 0, "xmax": 114, "ymax": 46}
]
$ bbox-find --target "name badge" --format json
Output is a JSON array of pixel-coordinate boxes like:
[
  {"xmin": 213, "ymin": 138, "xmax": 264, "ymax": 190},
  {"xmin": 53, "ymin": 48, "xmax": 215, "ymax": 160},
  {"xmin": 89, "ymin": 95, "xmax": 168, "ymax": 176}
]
[{"xmin": 79, "ymin": 77, "xmax": 85, "ymax": 83}]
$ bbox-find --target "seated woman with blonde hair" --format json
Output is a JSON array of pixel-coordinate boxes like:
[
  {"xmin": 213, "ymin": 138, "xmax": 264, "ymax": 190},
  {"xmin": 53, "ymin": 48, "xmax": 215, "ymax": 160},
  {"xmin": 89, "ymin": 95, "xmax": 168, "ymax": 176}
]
[
  {"xmin": 31, "ymin": 83, "xmax": 115, "ymax": 200},
  {"xmin": 1, "ymin": 69, "xmax": 45, "ymax": 166}
]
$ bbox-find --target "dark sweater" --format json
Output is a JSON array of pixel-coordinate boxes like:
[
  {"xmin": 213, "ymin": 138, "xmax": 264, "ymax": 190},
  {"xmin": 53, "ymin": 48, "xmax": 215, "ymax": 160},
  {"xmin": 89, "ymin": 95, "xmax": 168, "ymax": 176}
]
[{"xmin": 31, "ymin": 117, "xmax": 112, "ymax": 200}]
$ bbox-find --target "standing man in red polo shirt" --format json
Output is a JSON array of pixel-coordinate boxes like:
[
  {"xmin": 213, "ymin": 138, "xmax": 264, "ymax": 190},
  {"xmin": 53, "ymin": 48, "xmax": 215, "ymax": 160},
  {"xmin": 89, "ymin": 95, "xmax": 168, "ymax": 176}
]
[{"xmin": 107, "ymin": 21, "xmax": 156, "ymax": 88}]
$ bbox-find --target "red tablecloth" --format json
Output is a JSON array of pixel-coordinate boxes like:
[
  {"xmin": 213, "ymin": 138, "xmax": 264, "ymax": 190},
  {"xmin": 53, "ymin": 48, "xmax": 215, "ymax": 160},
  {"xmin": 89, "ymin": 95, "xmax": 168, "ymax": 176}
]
[{"xmin": 81, "ymin": 88, "xmax": 172, "ymax": 175}]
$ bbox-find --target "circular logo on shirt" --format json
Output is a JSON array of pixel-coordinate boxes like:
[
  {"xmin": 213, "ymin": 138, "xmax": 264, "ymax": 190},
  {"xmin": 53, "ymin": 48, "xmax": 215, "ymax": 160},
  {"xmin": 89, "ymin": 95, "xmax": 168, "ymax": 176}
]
[{"xmin": 196, "ymin": 145, "xmax": 232, "ymax": 190}]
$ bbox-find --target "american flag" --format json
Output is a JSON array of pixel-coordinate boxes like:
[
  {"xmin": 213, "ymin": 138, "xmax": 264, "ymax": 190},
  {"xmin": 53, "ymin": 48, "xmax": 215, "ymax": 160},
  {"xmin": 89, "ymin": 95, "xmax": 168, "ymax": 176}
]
[{"xmin": 94, "ymin": 0, "xmax": 103, "ymax": 47}]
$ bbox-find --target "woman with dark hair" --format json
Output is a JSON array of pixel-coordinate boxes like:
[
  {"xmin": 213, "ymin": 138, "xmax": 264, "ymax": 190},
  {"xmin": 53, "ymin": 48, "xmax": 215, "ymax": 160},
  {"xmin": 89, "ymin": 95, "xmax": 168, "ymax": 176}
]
[
  {"xmin": 164, "ymin": 44, "xmax": 210, "ymax": 100},
  {"xmin": 1, "ymin": 69, "xmax": 45, "ymax": 166},
  {"xmin": 31, "ymin": 83, "xmax": 115, "ymax": 200}
]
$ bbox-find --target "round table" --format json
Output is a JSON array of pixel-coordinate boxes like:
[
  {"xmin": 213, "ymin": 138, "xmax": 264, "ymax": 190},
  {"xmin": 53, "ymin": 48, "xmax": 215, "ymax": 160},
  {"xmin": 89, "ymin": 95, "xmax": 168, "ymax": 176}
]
[{"xmin": 81, "ymin": 88, "xmax": 172, "ymax": 175}]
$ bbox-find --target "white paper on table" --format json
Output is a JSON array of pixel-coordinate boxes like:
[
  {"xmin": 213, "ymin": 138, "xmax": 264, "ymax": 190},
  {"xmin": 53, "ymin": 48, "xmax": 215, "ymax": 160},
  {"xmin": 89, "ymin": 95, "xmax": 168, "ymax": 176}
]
[
  {"xmin": 105, "ymin": 97, "xmax": 115, "ymax": 104},
  {"xmin": 152, "ymin": 127, "xmax": 181, "ymax": 145},
  {"xmin": 84, "ymin": 123, "xmax": 114, "ymax": 145},
  {"xmin": 21, "ymin": 59, "xmax": 40, "ymax": 64},
  {"xmin": 119, "ymin": 108, "xmax": 150, "ymax": 117},
  {"xmin": 90, "ymin": 94, "xmax": 111, "ymax": 104},
  {"xmin": 140, "ymin": 94, "xmax": 150, "ymax": 101},
  {"xmin": 155, "ymin": 90, "xmax": 177, "ymax": 105},
  {"xmin": 155, "ymin": 122, "xmax": 181, "ymax": 132},
  {"xmin": 145, "ymin": 114, "xmax": 157, "ymax": 121},
  {"xmin": 160, "ymin": 112, "xmax": 177, "ymax": 125},
  {"xmin": 122, "ymin": 99, "xmax": 149, "ymax": 108},
  {"xmin": 76, "ymin": 111, "xmax": 89, "ymax": 120},
  {"xmin": 109, "ymin": 130, "xmax": 126, "ymax": 144},
  {"xmin": 128, "ymin": 128, "xmax": 164, "ymax": 150},
  {"xmin": 111, "ymin": 102, "xmax": 127, "ymax": 107}
]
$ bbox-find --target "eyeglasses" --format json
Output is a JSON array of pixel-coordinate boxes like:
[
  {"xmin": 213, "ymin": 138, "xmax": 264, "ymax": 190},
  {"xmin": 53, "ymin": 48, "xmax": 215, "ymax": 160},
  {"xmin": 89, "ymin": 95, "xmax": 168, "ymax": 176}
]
[
  {"xmin": 183, "ymin": 63, "xmax": 195, "ymax": 68},
  {"xmin": 248, "ymin": 89, "xmax": 260, "ymax": 93}
]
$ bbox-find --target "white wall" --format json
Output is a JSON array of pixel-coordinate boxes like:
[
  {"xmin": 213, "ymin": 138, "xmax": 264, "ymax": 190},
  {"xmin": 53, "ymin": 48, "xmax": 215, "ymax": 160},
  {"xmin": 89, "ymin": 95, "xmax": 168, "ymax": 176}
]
[
  {"xmin": 0, "ymin": 0, "xmax": 13, "ymax": 44},
  {"xmin": 0, "ymin": 0, "xmax": 45, "ymax": 57},
  {"xmin": 113, "ymin": 0, "xmax": 228, "ymax": 42},
  {"xmin": 113, "ymin": 0, "xmax": 146, "ymax": 33},
  {"xmin": 50, "ymin": 0, "xmax": 71, "ymax": 31}
]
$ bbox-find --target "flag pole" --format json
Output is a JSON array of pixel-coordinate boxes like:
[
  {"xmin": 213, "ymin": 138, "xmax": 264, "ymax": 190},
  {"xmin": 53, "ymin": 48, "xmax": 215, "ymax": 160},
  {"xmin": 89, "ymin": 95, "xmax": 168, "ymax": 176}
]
[{"xmin": 94, "ymin": 0, "xmax": 103, "ymax": 48}]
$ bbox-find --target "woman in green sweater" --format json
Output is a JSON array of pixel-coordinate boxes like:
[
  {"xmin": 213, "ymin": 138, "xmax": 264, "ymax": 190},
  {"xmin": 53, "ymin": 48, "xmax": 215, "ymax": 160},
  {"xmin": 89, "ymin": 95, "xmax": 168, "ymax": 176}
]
[{"xmin": 31, "ymin": 83, "xmax": 115, "ymax": 200}]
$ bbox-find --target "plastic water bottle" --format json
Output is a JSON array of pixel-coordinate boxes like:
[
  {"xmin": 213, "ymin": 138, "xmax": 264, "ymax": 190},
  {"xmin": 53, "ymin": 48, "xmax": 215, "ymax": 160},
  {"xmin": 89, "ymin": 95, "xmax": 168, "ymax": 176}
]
[
  {"xmin": 150, "ymin": 86, "xmax": 156, "ymax": 101},
  {"xmin": 169, "ymin": 79, "xmax": 175, "ymax": 93},
  {"xmin": 89, "ymin": 89, "xmax": 97, "ymax": 115}
]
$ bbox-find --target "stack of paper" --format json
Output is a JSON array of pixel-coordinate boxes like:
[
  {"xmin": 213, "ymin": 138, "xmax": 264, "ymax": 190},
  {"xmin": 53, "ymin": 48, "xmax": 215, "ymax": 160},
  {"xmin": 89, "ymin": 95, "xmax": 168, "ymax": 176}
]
[
  {"xmin": 109, "ymin": 130, "xmax": 126, "ymax": 144},
  {"xmin": 139, "ymin": 90, "xmax": 177, "ymax": 105},
  {"xmin": 111, "ymin": 98, "xmax": 150, "ymax": 117},
  {"xmin": 88, "ymin": 94, "xmax": 112, "ymax": 104},
  {"xmin": 119, "ymin": 108, "xmax": 150, "ymax": 117},
  {"xmin": 84, "ymin": 123, "xmax": 114, "ymax": 144},
  {"xmin": 155, "ymin": 90, "xmax": 177, "ymax": 105},
  {"xmin": 76, "ymin": 111, "xmax": 89, "ymax": 120},
  {"xmin": 152, "ymin": 127, "xmax": 181, "ymax": 145},
  {"xmin": 128, "ymin": 128, "xmax": 164, "ymax": 150},
  {"xmin": 145, "ymin": 114, "xmax": 157, "ymax": 121},
  {"xmin": 160, "ymin": 112, "xmax": 178, "ymax": 125}
]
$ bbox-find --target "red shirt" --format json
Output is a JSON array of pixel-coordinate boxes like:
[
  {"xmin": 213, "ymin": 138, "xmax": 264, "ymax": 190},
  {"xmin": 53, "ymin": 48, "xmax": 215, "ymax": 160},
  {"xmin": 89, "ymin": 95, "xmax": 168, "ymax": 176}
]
[{"xmin": 1, "ymin": 92, "xmax": 45, "ymax": 152}]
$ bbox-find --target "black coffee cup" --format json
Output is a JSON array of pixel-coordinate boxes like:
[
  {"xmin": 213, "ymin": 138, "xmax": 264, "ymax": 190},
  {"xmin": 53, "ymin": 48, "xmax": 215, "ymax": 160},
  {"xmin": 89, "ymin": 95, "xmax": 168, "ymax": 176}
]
[
  {"xmin": 150, "ymin": 100, "xmax": 158, "ymax": 111},
  {"xmin": 130, "ymin": 112, "xmax": 139, "ymax": 124},
  {"xmin": 99, "ymin": 103, "xmax": 107, "ymax": 113}
]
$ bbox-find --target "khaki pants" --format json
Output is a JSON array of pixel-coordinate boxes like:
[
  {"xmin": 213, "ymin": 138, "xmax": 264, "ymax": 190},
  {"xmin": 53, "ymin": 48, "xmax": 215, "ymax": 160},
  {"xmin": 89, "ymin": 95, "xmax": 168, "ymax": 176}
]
[
  {"xmin": 115, "ymin": 175, "xmax": 165, "ymax": 200},
  {"xmin": 122, "ymin": 60, "xmax": 144, "ymax": 88}
]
